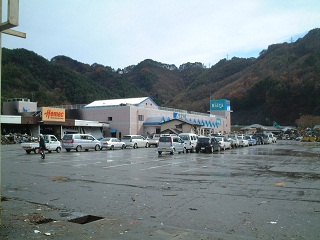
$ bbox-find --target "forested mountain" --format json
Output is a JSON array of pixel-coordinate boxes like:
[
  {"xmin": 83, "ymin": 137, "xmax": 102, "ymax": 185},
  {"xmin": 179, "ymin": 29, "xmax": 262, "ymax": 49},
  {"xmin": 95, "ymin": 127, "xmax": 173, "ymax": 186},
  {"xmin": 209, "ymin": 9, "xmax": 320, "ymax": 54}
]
[{"xmin": 2, "ymin": 28, "xmax": 320, "ymax": 125}]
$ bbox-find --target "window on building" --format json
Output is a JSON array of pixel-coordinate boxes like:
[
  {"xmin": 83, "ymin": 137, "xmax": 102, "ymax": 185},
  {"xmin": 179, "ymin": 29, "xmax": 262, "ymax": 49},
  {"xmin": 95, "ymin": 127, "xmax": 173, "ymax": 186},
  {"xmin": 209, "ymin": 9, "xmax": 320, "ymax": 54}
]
[
  {"xmin": 108, "ymin": 117, "xmax": 112, "ymax": 121},
  {"xmin": 138, "ymin": 115, "xmax": 144, "ymax": 121}
]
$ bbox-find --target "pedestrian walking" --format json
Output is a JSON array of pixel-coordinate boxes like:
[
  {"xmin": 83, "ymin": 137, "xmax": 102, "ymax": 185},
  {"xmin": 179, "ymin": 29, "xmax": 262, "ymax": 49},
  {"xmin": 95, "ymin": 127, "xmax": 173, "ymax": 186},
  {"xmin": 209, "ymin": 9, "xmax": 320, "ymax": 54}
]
[{"xmin": 39, "ymin": 134, "xmax": 46, "ymax": 159}]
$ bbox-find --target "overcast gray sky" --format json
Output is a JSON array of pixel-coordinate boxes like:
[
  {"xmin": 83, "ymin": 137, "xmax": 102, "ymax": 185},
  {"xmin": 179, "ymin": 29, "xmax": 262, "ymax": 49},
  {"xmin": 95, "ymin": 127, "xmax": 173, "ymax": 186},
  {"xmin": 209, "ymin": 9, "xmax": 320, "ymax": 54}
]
[{"xmin": 2, "ymin": 0, "xmax": 320, "ymax": 69}]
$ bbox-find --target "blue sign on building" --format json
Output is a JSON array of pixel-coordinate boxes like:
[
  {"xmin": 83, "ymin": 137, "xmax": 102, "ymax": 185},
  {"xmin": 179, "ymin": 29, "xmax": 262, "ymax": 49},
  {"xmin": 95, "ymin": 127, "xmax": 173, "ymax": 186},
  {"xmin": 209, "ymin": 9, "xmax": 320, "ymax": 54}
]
[{"xmin": 210, "ymin": 99, "xmax": 230, "ymax": 111}]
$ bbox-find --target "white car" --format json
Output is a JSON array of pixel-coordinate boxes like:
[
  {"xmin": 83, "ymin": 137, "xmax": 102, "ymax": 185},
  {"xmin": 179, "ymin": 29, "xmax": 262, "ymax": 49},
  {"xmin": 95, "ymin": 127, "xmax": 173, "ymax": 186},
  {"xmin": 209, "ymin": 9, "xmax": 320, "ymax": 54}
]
[
  {"xmin": 100, "ymin": 137, "xmax": 126, "ymax": 150},
  {"xmin": 148, "ymin": 134, "xmax": 162, "ymax": 147},
  {"xmin": 228, "ymin": 137, "xmax": 239, "ymax": 148},
  {"xmin": 158, "ymin": 135, "xmax": 185, "ymax": 155},
  {"xmin": 179, "ymin": 133, "xmax": 198, "ymax": 153},
  {"xmin": 267, "ymin": 133, "xmax": 277, "ymax": 143},
  {"xmin": 215, "ymin": 137, "xmax": 232, "ymax": 150},
  {"xmin": 122, "ymin": 135, "xmax": 149, "ymax": 148},
  {"xmin": 237, "ymin": 136, "xmax": 249, "ymax": 147}
]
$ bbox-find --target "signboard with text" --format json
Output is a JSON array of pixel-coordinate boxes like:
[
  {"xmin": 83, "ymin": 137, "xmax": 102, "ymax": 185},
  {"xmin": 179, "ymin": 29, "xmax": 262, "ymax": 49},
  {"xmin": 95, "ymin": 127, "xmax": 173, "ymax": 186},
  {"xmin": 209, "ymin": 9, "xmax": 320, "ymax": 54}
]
[
  {"xmin": 42, "ymin": 107, "xmax": 65, "ymax": 122},
  {"xmin": 210, "ymin": 99, "xmax": 230, "ymax": 111}
]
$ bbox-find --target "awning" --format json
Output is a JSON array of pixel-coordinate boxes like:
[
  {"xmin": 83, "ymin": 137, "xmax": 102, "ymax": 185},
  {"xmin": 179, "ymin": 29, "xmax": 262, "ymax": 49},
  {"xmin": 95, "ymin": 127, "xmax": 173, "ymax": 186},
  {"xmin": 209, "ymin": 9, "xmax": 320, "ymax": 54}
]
[
  {"xmin": 110, "ymin": 128, "xmax": 117, "ymax": 133},
  {"xmin": 143, "ymin": 117, "xmax": 164, "ymax": 125}
]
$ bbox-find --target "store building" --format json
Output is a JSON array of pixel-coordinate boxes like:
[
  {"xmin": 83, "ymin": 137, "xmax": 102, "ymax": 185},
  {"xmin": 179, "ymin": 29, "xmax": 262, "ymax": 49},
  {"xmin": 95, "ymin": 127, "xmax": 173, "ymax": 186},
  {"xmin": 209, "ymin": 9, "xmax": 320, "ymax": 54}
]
[
  {"xmin": 65, "ymin": 97, "xmax": 231, "ymax": 138},
  {"xmin": 1, "ymin": 99, "xmax": 108, "ymax": 140}
]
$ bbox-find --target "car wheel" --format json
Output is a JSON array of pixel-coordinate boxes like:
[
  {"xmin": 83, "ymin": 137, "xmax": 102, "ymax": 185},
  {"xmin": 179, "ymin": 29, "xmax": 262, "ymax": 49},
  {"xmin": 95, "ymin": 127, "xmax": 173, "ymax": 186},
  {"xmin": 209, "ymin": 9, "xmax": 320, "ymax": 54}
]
[
  {"xmin": 133, "ymin": 143, "xmax": 137, "ymax": 149},
  {"xmin": 66, "ymin": 149, "xmax": 71, "ymax": 152},
  {"xmin": 210, "ymin": 147, "xmax": 214, "ymax": 153},
  {"xmin": 56, "ymin": 147, "xmax": 61, "ymax": 153},
  {"xmin": 121, "ymin": 144, "xmax": 125, "ymax": 149},
  {"xmin": 182, "ymin": 148, "xmax": 186, "ymax": 154},
  {"xmin": 110, "ymin": 145, "xmax": 114, "ymax": 150},
  {"xmin": 191, "ymin": 147, "xmax": 195, "ymax": 153},
  {"xmin": 145, "ymin": 143, "xmax": 149, "ymax": 148},
  {"xmin": 196, "ymin": 149, "xmax": 199, "ymax": 153},
  {"xmin": 158, "ymin": 151, "xmax": 162, "ymax": 155},
  {"xmin": 76, "ymin": 145, "xmax": 82, "ymax": 152},
  {"xmin": 26, "ymin": 150, "xmax": 31, "ymax": 154},
  {"xmin": 95, "ymin": 145, "xmax": 101, "ymax": 151}
]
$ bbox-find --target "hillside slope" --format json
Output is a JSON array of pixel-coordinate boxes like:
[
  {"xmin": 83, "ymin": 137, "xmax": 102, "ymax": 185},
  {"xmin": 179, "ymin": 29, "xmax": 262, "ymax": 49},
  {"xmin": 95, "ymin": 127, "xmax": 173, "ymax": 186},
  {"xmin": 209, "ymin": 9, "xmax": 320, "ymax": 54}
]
[{"xmin": 1, "ymin": 28, "xmax": 320, "ymax": 125}]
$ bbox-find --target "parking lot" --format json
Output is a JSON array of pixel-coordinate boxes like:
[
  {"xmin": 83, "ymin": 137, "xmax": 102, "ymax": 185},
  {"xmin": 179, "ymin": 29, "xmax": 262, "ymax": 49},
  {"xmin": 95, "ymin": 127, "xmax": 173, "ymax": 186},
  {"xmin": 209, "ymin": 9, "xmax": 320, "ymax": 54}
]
[{"xmin": 1, "ymin": 141, "xmax": 320, "ymax": 239}]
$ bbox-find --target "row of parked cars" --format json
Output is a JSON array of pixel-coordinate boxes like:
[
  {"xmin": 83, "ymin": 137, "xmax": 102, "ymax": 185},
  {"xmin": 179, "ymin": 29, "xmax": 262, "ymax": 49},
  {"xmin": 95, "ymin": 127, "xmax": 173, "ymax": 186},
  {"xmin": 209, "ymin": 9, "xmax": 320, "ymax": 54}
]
[
  {"xmin": 62, "ymin": 134, "xmax": 150, "ymax": 152},
  {"xmin": 21, "ymin": 132, "xmax": 276, "ymax": 155},
  {"xmin": 156, "ymin": 133, "xmax": 277, "ymax": 155}
]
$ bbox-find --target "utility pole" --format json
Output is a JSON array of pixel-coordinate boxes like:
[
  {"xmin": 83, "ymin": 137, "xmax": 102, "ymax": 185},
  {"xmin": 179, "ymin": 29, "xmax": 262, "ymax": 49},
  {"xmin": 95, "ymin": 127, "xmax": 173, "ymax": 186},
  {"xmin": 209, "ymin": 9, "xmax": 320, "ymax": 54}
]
[{"xmin": 0, "ymin": 0, "xmax": 26, "ymax": 224}]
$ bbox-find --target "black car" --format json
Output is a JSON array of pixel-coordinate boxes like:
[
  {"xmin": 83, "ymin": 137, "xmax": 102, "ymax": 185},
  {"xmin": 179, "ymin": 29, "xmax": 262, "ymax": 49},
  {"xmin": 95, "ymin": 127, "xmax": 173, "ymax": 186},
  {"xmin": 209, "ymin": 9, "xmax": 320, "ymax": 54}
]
[{"xmin": 195, "ymin": 136, "xmax": 220, "ymax": 153}]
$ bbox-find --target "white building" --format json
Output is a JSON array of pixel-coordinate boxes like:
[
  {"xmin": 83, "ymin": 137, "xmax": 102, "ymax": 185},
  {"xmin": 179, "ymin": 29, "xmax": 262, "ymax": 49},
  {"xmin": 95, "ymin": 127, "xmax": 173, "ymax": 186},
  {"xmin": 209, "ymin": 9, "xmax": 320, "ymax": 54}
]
[{"xmin": 66, "ymin": 97, "xmax": 231, "ymax": 138}]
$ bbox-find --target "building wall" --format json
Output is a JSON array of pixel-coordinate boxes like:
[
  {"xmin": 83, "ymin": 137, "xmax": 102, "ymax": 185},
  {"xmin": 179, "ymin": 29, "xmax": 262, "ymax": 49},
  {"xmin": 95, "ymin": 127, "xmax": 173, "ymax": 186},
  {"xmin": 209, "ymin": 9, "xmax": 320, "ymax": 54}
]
[
  {"xmin": 2, "ymin": 100, "xmax": 37, "ymax": 115},
  {"xmin": 65, "ymin": 102, "xmax": 231, "ymax": 137},
  {"xmin": 77, "ymin": 106, "xmax": 131, "ymax": 138},
  {"xmin": 136, "ymin": 98, "xmax": 158, "ymax": 109}
]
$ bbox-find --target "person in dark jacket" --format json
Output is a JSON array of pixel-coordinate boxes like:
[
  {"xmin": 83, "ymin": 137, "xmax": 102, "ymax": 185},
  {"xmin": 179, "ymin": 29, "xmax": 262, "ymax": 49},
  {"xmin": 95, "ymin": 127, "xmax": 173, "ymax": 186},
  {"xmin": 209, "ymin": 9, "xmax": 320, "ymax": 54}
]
[{"xmin": 39, "ymin": 134, "xmax": 46, "ymax": 159}]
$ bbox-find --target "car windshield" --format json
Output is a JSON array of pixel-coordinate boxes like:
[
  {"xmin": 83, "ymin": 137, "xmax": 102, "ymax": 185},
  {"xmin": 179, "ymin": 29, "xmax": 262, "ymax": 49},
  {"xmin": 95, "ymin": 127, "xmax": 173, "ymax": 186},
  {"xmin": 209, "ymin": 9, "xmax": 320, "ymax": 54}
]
[
  {"xmin": 159, "ymin": 137, "xmax": 171, "ymax": 142},
  {"xmin": 122, "ymin": 136, "xmax": 131, "ymax": 140},
  {"xmin": 215, "ymin": 137, "xmax": 223, "ymax": 141},
  {"xmin": 62, "ymin": 135, "xmax": 72, "ymax": 140},
  {"xmin": 198, "ymin": 137, "xmax": 209, "ymax": 143},
  {"xmin": 179, "ymin": 135, "xmax": 189, "ymax": 140}
]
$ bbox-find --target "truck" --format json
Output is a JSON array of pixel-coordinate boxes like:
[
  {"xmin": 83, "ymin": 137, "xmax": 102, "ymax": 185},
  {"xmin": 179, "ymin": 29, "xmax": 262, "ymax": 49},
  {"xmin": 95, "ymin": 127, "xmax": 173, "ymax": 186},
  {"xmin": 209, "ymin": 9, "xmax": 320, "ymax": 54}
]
[{"xmin": 21, "ymin": 134, "xmax": 62, "ymax": 154}]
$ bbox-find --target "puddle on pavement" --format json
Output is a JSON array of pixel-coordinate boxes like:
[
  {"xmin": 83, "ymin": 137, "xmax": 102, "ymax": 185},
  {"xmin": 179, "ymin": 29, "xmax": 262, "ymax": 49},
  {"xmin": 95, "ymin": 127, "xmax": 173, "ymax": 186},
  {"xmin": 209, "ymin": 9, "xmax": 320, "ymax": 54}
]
[
  {"xmin": 239, "ymin": 148, "xmax": 320, "ymax": 158},
  {"xmin": 268, "ymin": 170, "xmax": 320, "ymax": 180}
]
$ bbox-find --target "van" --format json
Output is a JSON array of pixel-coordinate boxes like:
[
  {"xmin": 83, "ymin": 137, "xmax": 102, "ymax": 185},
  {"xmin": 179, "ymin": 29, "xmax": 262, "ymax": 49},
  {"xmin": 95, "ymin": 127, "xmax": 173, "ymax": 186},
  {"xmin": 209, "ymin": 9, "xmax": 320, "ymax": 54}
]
[
  {"xmin": 158, "ymin": 135, "xmax": 185, "ymax": 155},
  {"xmin": 178, "ymin": 133, "xmax": 198, "ymax": 153},
  {"xmin": 62, "ymin": 134, "xmax": 101, "ymax": 152},
  {"xmin": 122, "ymin": 135, "xmax": 149, "ymax": 148}
]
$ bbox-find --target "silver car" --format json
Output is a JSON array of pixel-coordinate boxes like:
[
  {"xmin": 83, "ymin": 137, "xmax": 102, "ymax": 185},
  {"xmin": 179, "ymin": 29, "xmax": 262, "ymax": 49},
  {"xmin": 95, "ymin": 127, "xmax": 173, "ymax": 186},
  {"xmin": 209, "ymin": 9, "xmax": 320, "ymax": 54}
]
[
  {"xmin": 100, "ymin": 137, "xmax": 126, "ymax": 150},
  {"xmin": 62, "ymin": 134, "xmax": 101, "ymax": 152},
  {"xmin": 158, "ymin": 135, "xmax": 186, "ymax": 155}
]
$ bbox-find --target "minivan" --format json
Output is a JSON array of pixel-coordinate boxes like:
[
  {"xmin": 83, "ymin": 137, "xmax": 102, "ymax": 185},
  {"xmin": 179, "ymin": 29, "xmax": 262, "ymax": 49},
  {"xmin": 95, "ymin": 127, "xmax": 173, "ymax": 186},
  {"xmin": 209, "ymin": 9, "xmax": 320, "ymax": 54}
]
[
  {"xmin": 122, "ymin": 135, "xmax": 149, "ymax": 148},
  {"xmin": 62, "ymin": 134, "xmax": 101, "ymax": 152},
  {"xmin": 178, "ymin": 133, "xmax": 198, "ymax": 153},
  {"xmin": 157, "ymin": 135, "xmax": 185, "ymax": 155}
]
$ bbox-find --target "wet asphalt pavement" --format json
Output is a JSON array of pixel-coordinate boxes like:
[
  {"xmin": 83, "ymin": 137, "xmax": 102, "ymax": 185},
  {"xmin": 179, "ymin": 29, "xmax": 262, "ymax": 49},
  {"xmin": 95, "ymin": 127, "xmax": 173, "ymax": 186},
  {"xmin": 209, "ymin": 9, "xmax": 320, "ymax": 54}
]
[{"xmin": 1, "ymin": 140, "xmax": 320, "ymax": 239}]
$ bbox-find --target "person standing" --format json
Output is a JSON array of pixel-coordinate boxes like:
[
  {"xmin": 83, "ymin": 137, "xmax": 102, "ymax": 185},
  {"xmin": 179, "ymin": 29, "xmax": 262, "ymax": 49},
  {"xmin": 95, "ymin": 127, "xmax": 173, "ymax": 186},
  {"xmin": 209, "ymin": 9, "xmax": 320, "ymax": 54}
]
[{"xmin": 39, "ymin": 134, "xmax": 46, "ymax": 159}]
